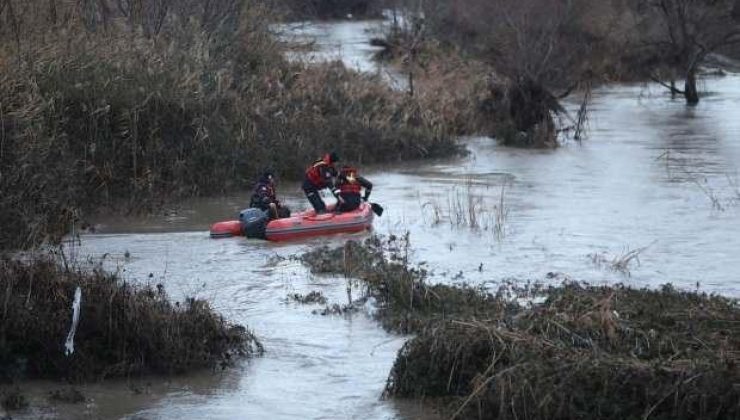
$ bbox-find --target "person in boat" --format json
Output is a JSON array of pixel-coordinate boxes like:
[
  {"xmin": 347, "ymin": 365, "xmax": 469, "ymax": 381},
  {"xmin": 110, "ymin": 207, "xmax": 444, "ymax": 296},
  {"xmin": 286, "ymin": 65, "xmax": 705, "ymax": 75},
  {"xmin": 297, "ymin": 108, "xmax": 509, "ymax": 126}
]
[
  {"xmin": 333, "ymin": 165, "xmax": 373, "ymax": 213},
  {"xmin": 303, "ymin": 152, "xmax": 339, "ymax": 214},
  {"xmin": 250, "ymin": 170, "xmax": 290, "ymax": 220}
]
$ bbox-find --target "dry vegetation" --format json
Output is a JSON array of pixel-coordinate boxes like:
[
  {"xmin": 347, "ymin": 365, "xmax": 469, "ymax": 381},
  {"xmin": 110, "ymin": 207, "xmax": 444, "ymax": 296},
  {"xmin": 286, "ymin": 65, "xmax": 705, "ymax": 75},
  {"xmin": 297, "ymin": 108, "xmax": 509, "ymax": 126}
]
[
  {"xmin": 374, "ymin": 19, "xmax": 499, "ymax": 137},
  {"xmin": 634, "ymin": 0, "xmax": 740, "ymax": 104},
  {"xmin": 377, "ymin": 0, "xmax": 605, "ymax": 147},
  {"xmin": 0, "ymin": 0, "xmax": 460, "ymax": 250},
  {"xmin": 377, "ymin": 0, "xmax": 740, "ymax": 146},
  {"xmin": 421, "ymin": 178, "xmax": 508, "ymax": 239},
  {"xmin": 0, "ymin": 256, "xmax": 260, "ymax": 383},
  {"xmin": 302, "ymin": 236, "xmax": 740, "ymax": 420}
]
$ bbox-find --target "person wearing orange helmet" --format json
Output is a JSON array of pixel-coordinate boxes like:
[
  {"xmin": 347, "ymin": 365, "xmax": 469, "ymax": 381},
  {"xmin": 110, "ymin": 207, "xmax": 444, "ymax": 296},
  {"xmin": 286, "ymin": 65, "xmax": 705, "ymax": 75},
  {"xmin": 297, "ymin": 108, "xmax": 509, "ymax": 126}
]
[{"xmin": 303, "ymin": 152, "xmax": 339, "ymax": 214}]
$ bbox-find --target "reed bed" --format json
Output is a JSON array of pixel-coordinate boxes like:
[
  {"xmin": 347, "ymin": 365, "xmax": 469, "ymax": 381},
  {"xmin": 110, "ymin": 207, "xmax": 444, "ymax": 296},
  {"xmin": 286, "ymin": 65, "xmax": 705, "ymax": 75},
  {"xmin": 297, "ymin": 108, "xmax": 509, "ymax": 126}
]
[{"xmin": 0, "ymin": 0, "xmax": 460, "ymax": 250}]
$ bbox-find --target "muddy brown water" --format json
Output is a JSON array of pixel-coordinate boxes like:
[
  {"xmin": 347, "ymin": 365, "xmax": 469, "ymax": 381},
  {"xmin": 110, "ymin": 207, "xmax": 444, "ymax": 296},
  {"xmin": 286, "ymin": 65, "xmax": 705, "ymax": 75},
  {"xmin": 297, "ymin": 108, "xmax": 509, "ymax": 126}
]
[{"xmin": 12, "ymin": 18, "xmax": 740, "ymax": 420}]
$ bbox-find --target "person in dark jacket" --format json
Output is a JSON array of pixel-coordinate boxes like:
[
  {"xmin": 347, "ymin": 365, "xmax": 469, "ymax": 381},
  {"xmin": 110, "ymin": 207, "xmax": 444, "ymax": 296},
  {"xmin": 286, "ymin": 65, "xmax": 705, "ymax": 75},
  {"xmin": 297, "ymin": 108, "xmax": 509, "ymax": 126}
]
[
  {"xmin": 333, "ymin": 165, "xmax": 372, "ymax": 213},
  {"xmin": 250, "ymin": 170, "xmax": 290, "ymax": 219},
  {"xmin": 302, "ymin": 152, "xmax": 339, "ymax": 214}
]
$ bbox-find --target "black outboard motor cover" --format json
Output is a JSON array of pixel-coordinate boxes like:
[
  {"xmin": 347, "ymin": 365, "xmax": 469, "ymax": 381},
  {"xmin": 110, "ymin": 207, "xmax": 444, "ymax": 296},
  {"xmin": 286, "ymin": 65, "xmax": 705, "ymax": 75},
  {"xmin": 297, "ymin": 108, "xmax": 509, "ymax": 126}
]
[{"xmin": 239, "ymin": 208, "xmax": 269, "ymax": 239}]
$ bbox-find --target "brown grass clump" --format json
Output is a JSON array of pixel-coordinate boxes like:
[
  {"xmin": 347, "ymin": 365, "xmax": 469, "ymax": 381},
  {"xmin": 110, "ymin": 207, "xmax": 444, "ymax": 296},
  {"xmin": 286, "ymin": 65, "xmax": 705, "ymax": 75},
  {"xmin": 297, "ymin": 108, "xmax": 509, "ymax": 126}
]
[
  {"xmin": 0, "ymin": 257, "xmax": 261, "ymax": 382},
  {"xmin": 388, "ymin": 284, "xmax": 740, "ymax": 420},
  {"xmin": 301, "ymin": 236, "xmax": 740, "ymax": 420}
]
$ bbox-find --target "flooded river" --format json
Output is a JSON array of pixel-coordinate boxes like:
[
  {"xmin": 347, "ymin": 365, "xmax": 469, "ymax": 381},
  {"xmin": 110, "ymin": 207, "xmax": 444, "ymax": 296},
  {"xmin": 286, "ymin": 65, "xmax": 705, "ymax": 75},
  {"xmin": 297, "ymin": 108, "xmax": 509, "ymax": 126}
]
[{"xmin": 16, "ymin": 18, "xmax": 740, "ymax": 420}]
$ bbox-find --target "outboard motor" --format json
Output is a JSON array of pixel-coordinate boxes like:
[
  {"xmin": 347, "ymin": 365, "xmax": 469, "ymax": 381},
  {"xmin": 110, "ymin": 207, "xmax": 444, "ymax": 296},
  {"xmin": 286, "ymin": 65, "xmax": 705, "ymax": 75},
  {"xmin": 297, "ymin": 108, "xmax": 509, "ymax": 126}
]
[{"xmin": 239, "ymin": 208, "xmax": 269, "ymax": 239}]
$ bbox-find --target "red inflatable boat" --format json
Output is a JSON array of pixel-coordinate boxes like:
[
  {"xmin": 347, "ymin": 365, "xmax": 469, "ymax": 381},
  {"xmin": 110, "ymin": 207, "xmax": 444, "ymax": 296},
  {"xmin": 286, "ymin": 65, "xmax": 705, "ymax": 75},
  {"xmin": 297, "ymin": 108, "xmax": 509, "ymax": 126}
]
[{"xmin": 210, "ymin": 202, "xmax": 375, "ymax": 241}]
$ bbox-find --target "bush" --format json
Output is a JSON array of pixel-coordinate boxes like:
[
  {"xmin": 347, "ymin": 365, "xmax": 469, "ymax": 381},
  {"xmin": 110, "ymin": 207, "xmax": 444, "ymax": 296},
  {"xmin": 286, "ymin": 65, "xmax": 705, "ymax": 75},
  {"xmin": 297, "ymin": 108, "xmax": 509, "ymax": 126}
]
[
  {"xmin": 387, "ymin": 283, "xmax": 740, "ymax": 419},
  {"xmin": 0, "ymin": 257, "xmax": 261, "ymax": 382}
]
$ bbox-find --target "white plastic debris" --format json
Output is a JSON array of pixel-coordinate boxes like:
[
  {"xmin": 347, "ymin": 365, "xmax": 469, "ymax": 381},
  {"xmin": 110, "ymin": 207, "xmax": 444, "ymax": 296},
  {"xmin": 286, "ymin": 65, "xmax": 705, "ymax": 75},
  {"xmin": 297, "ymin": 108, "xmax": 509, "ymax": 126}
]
[
  {"xmin": 363, "ymin": 296, "xmax": 378, "ymax": 317},
  {"xmin": 64, "ymin": 287, "xmax": 82, "ymax": 356}
]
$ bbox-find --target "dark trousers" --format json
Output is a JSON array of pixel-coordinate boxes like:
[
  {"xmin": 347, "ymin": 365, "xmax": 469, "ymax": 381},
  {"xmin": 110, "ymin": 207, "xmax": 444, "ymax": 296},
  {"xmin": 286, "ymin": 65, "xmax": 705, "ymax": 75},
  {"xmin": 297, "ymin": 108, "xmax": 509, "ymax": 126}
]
[
  {"xmin": 277, "ymin": 206, "xmax": 291, "ymax": 218},
  {"xmin": 302, "ymin": 180, "xmax": 327, "ymax": 213},
  {"xmin": 251, "ymin": 203, "xmax": 290, "ymax": 220},
  {"xmin": 336, "ymin": 194, "xmax": 361, "ymax": 212}
]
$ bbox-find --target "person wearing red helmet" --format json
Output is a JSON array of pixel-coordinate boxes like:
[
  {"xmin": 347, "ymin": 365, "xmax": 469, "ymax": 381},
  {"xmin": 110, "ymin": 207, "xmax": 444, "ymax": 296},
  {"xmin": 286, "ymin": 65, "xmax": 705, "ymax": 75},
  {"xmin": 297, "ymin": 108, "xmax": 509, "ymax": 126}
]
[
  {"xmin": 333, "ymin": 165, "xmax": 373, "ymax": 213},
  {"xmin": 303, "ymin": 152, "xmax": 339, "ymax": 214}
]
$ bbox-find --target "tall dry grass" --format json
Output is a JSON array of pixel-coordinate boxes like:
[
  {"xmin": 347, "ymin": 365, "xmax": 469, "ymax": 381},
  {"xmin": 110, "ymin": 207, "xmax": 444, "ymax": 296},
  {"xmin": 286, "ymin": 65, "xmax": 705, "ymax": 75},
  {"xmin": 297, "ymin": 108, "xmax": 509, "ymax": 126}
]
[
  {"xmin": 421, "ymin": 178, "xmax": 509, "ymax": 239},
  {"xmin": 0, "ymin": 256, "xmax": 260, "ymax": 382},
  {"xmin": 0, "ymin": 0, "xmax": 459, "ymax": 250}
]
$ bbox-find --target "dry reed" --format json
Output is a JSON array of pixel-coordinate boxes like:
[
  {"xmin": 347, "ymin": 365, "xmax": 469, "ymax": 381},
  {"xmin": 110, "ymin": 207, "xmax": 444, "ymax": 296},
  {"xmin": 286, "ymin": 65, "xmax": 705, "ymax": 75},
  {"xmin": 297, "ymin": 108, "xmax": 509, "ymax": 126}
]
[
  {"xmin": 0, "ymin": 0, "xmax": 461, "ymax": 250},
  {"xmin": 0, "ymin": 256, "xmax": 261, "ymax": 382}
]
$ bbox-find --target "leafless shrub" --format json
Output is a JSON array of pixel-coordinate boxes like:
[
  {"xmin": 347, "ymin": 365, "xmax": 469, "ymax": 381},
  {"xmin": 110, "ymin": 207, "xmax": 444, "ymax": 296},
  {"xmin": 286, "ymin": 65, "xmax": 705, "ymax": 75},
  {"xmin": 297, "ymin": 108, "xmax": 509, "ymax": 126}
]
[
  {"xmin": 589, "ymin": 241, "xmax": 656, "ymax": 276},
  {"xmin": 633, "ymin": 0, "xmax": 740, "ymax": 104}
]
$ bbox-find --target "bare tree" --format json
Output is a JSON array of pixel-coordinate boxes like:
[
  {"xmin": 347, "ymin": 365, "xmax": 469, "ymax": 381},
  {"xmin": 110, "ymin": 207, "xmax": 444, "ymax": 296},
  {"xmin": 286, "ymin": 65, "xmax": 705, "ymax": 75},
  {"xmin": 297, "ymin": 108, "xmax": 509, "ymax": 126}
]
[
  {"xmin": 482, "ymin": 0, "xmax": 592, "ymax": 146},
  {"xmin": 637, "ymin": 0, "xmax": 740, "ymax": 104},
  {"xmin": 389, "ymin": 7, "xmax": 426, "ymax": 96}
]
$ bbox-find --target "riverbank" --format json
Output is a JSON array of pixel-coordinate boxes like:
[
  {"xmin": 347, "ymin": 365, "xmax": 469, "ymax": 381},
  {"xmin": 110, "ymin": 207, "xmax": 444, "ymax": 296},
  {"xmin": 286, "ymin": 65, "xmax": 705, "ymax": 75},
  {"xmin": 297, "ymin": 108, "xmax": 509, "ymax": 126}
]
[{"xmin": 301, "ymin": 236, "xmax": 740, "ymax": 419}]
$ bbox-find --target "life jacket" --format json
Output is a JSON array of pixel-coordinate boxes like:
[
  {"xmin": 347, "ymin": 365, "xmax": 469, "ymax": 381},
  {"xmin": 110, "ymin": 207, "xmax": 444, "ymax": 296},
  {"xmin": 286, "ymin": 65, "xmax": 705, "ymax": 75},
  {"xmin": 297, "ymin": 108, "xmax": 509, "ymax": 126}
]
[
  {"xmin": 305, "ymin": 154, "xmax": 333, "ymax": 187},
  {"xmin": 260, "ymin": 183, "xmax": 276, "ymax": 200},
  {"xmin": 338, "ymin": 166, "xmax": 361, "ymax": 194}
]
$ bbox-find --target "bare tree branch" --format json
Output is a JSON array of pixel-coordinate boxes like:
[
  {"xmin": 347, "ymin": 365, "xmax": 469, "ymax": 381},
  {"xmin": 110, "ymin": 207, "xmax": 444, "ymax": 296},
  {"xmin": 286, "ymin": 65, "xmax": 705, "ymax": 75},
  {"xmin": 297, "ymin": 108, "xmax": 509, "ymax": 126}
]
[
  {"xmin": 649, "ymin": 73, "xmax": 685, "ymax": 94},
  {"xmin": 636, "ymin": 0, "xmax": 740, "ymax": 103}
]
